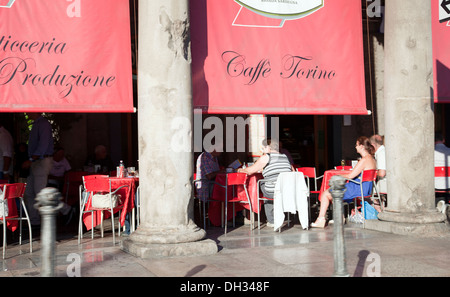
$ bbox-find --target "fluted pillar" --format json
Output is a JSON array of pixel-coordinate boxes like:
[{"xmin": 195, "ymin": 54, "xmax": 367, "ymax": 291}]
[
  {"xmin": 122, "ymin": 0, "xmax": 217, "ymax": 257},
  {"xmin": 368, "ymin": 0, "xmax": 448, "ymax": 235}
]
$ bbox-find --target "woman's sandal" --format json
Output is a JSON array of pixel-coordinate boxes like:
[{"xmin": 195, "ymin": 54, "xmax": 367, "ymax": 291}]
[{"xmin": 311, "ymin": 217, "xmax": 326, "ymax": 228}]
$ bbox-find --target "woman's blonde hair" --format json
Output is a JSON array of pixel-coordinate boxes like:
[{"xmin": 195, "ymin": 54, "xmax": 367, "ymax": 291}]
[{"xmin": 262, "ymin": 138, "xmax": 279, "ymax": 151}]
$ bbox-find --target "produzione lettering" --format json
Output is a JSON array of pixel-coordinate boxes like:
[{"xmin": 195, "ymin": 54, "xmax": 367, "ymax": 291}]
[{"xmin": 0, "ymin": 35, "xmax": 117, "ymax": 99}]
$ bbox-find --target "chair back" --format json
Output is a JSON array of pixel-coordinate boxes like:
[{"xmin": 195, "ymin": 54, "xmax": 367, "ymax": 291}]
[
  {"xmin": 2, "ymin": 183, "xmax": 26, "ymax": 200},
  {"xmin": 296, "ymin": 167, "xmax": 322, "ymax": 192},
  {"xmin": 227, "ymin": 173, "xmax": 247, "ymax": 186},
  {"xmin": 63, "ymin": 171, "xmax": 89, "ymax": 204},
  {"xmin": 296, "ymin": 167, "xmax": 316, "ymax": 178},
  {"xmin": 83, "ymin": 174, "xmax": 109, "ymax": 181},
  {"xmin": 64, "ymin": 171, "xmax": 87, "ymax": 183},
  {"xmin": 435, "ymin": 166, "xmax": 450, "ymax": 177},
  {"xmin": 361, "ymin": 169, "xmax": 378, "ymax": 182},
  {"xmin": 83, "ymin": 176, "xmax": 110, "ymax": 193}
]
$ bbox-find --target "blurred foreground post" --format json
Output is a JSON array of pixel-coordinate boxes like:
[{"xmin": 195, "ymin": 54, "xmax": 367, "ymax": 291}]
[
  {"xmin": 35, "ymin": 188, "xmax": 63, "ymax": 277},
  {"xmin": 330, "ymin": 175, "xmax": 349, "ymax": 277}
]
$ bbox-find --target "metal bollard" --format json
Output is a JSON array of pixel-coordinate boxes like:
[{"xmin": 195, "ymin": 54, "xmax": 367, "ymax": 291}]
[
  {"xmin": 34, "ymin": 187, "xmax": 63, "ymax": 277},
  {"xmin": 329, "ymin": 175, "xmax": 350, "ymax": 277}
]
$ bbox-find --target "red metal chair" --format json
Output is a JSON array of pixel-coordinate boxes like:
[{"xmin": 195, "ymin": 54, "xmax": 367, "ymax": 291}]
[
  {"xmin": 347, "ymin": 169, "xmax": 380, "ymax": 227},
  {"xmin": 256, "ymin": 178, "xmax": 278, "ymax": 231},
  {"xmin": 372, "ymin": 177, "xmax": 388, "ymax": 210},
  {"xmin": 295, "ymin": 167, "xmax": 323, "ymax": 195},
  {"xmin": 193, "ymin": 173, "xmax": 227, "ymax": 229},
  {"xmin": 296, "ymin": 167, "xmax": 323, "ymax": 222},
  {"xmin": 435, "ymin": 166, "xmax": 450, "ymax": 194},
  {"xmin": 79, "ymin": 174, "xmax": 109, "ymax": 215},
  {"xmin": 434, "ymin": 167, "xmax": 450, "ymax": 207},
  {"xmin": 62, "ymin": 171, "xmax": 89, "ymax": 206},
  {"xmin": 225, "ymin": 173, "xmax": 253, "ymax": 233},
  {"xmin": 256, "ymin": 176, "xmax": 293, "ymax": 232},
  {"xmin": 78, "ymin": 175, "xmax": 128, "ymax": 245},
  {"xmin": 0, "ymin": 183, "xmax": 32, "ymax": 259}
]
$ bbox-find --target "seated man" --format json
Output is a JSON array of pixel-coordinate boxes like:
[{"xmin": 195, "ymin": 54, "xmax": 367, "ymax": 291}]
[
  {"xmin": 85, "ymin": 145, "xmax": 114, "ymax": 173},
  {"xmin": 195, "ymin": 147, "xmax": 223, "ymax": 202},
  {"xmin": 47, "ymin": 146, "xmax": 75, "ymax": 225},
  {"xmin": 48, "ymin": 147, "xmax": 72, "ymax": 192},
  {"xmin": 370, "ymin": 134, "xmax": 386, "ymax": 194}
]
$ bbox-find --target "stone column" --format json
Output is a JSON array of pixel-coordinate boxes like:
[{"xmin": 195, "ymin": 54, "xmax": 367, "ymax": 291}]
[
  {"xmin": 122, "ymin": 0, "xmax": 217, "ymax": 258},
  {"xmin": 373, "ymin": 35, "xmax": 385, "ymax": 135},
  {"xmin": 369, "ymin": 0, "xmax": 448, "ymax": 235}
]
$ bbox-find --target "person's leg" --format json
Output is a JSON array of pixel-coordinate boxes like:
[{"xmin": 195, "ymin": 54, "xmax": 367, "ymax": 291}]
[
  {"xmin": 318, "ymin": 190, "xmax": 332, "ymax": 217},
  {"xmin": 24, "ymin": 166, "xmax": 39, "ymax": 225},
  {"xmin": 26, "ymin": 158, "xmax": 53, "ymax": 226},
  {"xmin": 264, "ymin": 200, "xmax": 274, "ymax": 224},
  {"xmin": 311, "ymin": 189, "xmax": 332, "ymax": 228},
  {"xmin": 123, "ymin": 213, "xmax": 131, "ymax": 235}
]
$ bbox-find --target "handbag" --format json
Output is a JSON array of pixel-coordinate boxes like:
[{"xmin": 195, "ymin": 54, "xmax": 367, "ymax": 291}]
[
  {"xmin": 91, "ymin": 193, "xmax": 121, "ymax": 209},
  {"xmin": 348, "ymin": 210, "xmax": 364, "ymax": 223},
  {"xmin": 363, "ymin": 201, "xmax": 378, "ymax": 220},
  {"xmin": 0, "ymin": 201, "xmax": 8, "ymax": 218}
]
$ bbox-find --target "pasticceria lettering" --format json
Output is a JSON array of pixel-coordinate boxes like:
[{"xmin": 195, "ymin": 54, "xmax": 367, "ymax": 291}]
[{"xmin": 0, "ymin": 35, "xmax": 67, "ymax": 54}]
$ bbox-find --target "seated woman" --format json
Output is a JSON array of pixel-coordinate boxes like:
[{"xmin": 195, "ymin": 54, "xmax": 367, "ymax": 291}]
[
  {"xmin": 238, "ymin": 138, "xmax": 294, "ymax": 227},
  {"xmin": 311, "ymin": 136, "xmax": 377, "ymax": 228}
]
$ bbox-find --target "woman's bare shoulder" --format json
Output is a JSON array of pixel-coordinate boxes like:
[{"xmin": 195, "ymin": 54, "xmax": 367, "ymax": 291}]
[{"xmin": 363, "ymin": 155, "xmax": 377, "ymax": 170}]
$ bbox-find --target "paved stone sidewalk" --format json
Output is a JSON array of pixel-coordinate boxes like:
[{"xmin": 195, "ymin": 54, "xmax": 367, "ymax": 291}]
[{"xmin": 1, "ymin": 222, "xmax": 450, "ymax": 278}]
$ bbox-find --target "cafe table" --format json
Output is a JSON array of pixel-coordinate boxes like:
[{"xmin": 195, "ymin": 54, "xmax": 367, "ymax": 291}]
[
  {"xmin": 82, "ymin": 176, "xmax": 139, "ymax": 230},
  {"xmin": 208, "ymin": 172, "xmax": 263, "ymax": 227},
  {"xmin": 319, "ymin": 169, "xmax": 352, "ymax": 197}
]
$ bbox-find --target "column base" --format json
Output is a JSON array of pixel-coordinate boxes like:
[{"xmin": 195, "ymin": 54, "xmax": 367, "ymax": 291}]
[
  {"xmin": 121, "ymin": 222, "xmax": 218, "ymax": 258},
  {"xmin": 365, "ymin": 210, "xmax": 450, "ymax": 237}
]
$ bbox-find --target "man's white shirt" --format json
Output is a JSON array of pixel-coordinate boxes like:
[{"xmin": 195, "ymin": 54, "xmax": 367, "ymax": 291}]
[{"xmin": 374, "ymin": 145, "xmax": 387, "ymax": 193}]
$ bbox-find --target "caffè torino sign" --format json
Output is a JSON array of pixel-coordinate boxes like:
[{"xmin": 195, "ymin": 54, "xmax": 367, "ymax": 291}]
[{"xmin": 235, "ymin": 0, "xmax": 324, "ymax": 20}]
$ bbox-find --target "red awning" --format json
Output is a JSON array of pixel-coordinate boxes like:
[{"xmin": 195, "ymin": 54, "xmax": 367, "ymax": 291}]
[
  {"xmin": 432, "ymin": 0, "xmax": 450, "ymax": 103},
  {"xmin": 190, "ymin": 0, "xmax": 368, "ymax": 115},
  {"xmin": 0, "ymin": 0, "xmax": 133, "ymax": 112}
]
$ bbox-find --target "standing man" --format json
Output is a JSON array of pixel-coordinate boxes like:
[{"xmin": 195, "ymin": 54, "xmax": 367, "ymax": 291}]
[
  {"xmin": 0, "ymin": 120, "xmax": 14, "ymax": 182},
  {"xmin": 370, "ymin": 134, "xmax": 387, "ymax": 194},
  {"xmin": 23, "ymin": 113, "xmax": 54, "ymax": 227}
]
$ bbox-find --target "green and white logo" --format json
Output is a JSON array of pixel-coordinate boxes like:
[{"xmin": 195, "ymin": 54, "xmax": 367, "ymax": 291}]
[
  {"xmin": 0, "ymin": 0, "xmax": 16, "ymax": 8},
  {"xmin": 234, "ymin": 0, "xmax": 324, "ymax": 20}
]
